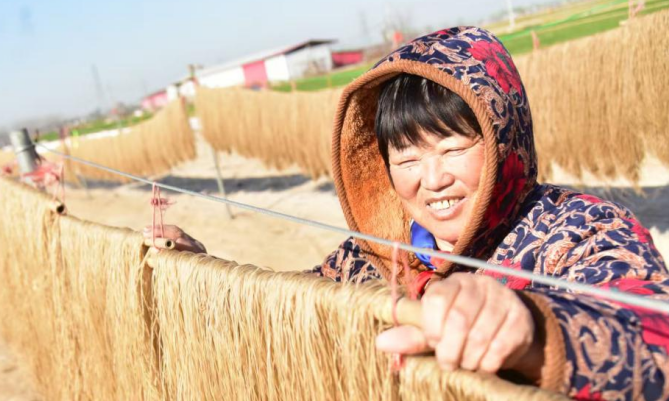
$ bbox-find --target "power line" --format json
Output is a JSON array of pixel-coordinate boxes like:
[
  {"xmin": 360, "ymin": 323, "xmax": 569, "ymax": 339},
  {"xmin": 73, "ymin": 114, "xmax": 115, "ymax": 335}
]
[{"xmin": 37, "ymin": 144, "xmax": 669, "ymax": 315}]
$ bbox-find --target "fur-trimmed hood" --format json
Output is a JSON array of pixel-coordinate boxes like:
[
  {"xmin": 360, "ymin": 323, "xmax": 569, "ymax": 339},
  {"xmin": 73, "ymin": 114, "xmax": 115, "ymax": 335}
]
[{"xmin": 331, "ymin": 27, "xmax": 538, "ymax": 282}]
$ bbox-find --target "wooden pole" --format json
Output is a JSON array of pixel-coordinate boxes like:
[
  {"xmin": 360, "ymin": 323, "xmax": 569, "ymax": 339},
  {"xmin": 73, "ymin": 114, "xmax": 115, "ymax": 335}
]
[
  {"xmin": 531, "ymin": 30, "xmax": 540, "ymax": 51},
  {"xmin": 211, "ymin": 146, "xmax": 234, "ymax": 219},
  {"xmin": 60, "ymin": 126, "xmax": 86, "ymax": 189},
  {"xmin": 187, "ymin": 62, "xmax": 233, "ymax": 219}
]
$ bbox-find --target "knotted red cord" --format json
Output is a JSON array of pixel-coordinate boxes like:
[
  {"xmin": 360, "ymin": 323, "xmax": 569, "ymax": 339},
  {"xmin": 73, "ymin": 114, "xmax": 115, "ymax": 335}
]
[
  {"xmin": 390, "ymin": 242, "xmax": 415, "ymax": 372},
  {"xmin": 21, "ymin": 156, "xmax": 65, "ymax": 203},
  {"xmin": 150, "ymin": 183, "xmax": 173, "ymax": 249},
  {"xmin": 21, "ymin": 159, "xmax": 60, "ymax": 184},
  {"xmin": 54, "ymin": 163, "xmax": 65, "ymax": 203},
  {"xmin": 389, "ymin": 244, "xmax": 439, "ymax": 372},
  {"xmin": 1, "ymin": 160, "xmax": 16, "ymax": 176}
]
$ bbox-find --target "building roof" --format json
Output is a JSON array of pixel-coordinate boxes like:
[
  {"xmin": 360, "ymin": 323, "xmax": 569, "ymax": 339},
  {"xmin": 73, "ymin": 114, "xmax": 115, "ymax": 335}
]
[
  {"xmin": 194, "ymin": 39, "xmax": 336, "ymax": 79},
  {"xmin": 143, "ymin": 88, "xmax": 168, "ymax": 99}
]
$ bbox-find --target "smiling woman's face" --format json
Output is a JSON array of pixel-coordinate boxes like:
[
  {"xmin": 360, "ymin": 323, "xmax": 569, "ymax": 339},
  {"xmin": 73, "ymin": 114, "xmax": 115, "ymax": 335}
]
[{"xmin": 388, "ymin": 130, "xmax": 484, "ymax": 250}]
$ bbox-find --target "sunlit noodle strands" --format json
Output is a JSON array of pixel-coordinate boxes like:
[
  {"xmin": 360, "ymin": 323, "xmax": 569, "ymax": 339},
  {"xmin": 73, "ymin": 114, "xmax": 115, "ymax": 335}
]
[
  {"xmin": 0, "ymin": 180, "xmax": 157, "ymax": 400},
  {"xmin": 514, "ymin": 9, "xmax": 669, "ymax": 183},
  {"xmin": 58, "ymin": 99, "xmax": 195, "ymax": 183},
  {"xmin": 196, "ymin": 87, "xmax": 341, "ymax": 179},
  {"xmin": 0, "ymin": 177, "xmax": 566, "ymax": 400},
  {"xmin": 627, "ymin": 9, "xmax": 669, "ymax": 166},
  {"xmin": 0, "ymin": 177, "xmax": 62, "ymax": 396},
  {"xmin": 149, "ymin": 251, "xmax": 566, "ymax": 401},
  {"xmin": 54, "ymin": 217, "xmax": 160, "ymax": 400},
  {"xmin": 0, "ymin": 177, "xmax": 160, "ymax": 399}
]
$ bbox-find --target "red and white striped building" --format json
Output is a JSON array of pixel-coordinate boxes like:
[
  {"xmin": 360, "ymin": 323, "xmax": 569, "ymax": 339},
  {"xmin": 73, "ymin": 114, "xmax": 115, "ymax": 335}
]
[
  {"xmin": 196, "ymin": 40, "xmax": 337, "ymax": 89},
  {"xmin": 142, "ymin": 40, "xmax": 365, "ymax": 110}
]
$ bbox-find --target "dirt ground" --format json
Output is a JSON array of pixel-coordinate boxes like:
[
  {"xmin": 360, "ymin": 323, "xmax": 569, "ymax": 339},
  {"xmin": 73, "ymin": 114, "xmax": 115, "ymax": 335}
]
[
  {"xmin": 2, "ymin": 136, "xmax": 668, "ymax": 399},
  {"xmin": 64, "ymin": 139, "xmax": 351, "ymax": 272}
]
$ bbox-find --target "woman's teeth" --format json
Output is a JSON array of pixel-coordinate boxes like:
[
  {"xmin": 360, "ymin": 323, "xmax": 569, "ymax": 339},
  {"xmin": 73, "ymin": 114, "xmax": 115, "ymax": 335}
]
[{"xmin": 429, "ymin": 198, "xmax": 463, "ymax": 210}]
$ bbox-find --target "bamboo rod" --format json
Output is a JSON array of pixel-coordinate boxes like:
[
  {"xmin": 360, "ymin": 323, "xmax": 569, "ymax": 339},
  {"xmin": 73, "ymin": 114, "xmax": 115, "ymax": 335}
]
[
  {"xmin": 48, "ymin": 200, "xmax": 67, "ymax": 215},
  {"xmin": 210, "ymin": 146, "xmax": 233, "ymax": 219},
  {"xmin": 376, "ymin": 297, "xmax": 423, "ymax": 328},
  {"xmin": 143, "ymin": 238, "xmax": 176, "ymax": 250}
]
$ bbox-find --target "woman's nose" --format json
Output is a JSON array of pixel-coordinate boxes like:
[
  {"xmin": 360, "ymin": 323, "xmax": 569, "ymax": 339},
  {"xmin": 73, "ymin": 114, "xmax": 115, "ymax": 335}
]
[{"xmin": 420, "ymin": 156, "xmax": 454, "ymax": 191}]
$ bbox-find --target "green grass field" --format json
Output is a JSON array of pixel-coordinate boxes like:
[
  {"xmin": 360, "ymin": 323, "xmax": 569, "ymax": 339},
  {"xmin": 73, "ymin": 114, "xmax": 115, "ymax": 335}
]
[
  {"xmin": 498, "ymin": 0, "xmax": 669, "ymax": 54},
  {"xmin": 274, "ymin": 0, "xmax": 668, "ymax": 92},
  {"xmin": 37, "ymin": 113, "xmax": 154, "ymax": 143},
  {"xmin": 486, "ymin": 0, "xmax": 619, "ymax": 32},
  {"xmin": 271, "ymin": 63, "xmax": 375, "ymax": 92}
]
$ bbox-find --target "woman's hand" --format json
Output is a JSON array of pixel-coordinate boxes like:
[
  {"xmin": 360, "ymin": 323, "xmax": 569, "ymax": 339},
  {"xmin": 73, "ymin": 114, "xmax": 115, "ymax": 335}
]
[
  {"xmin": 142, "ymin": 225, "xmax": 207, "ymax": 254},
  {"xmin": 376, "ymin": 273, "xmax": 543, "ymax": 381}
]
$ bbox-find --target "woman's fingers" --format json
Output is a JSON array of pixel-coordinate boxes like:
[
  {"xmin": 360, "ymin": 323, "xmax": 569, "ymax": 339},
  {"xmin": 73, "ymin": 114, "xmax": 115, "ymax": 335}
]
[
  {"xmin": 459, "ymin": 286, "xmax": 508, "ymax": 371},
  {"xmin": 174, "ymin": 236, "xmax": 207, "ymax": 253},
  {"xmin": 421, "ymin": 278, "xmax": 461, "ymax": 347},
  {"xmin": 142, "ymin": 225, "xmax": 183, "ymax": 240},
  {"xmin": 434, "ymin": 278, "xmax": 486, "ymax": 370},
  {"xmin": 478, "ymin": 304, "xmax": 533, "ymax": 373},
  {"xmin": 376, "ymin": 325, "xmax": 429, "ymax": 355},
  {"xmin": 377, "ymin": 274, "xmax": 538, "ymax": 376}
]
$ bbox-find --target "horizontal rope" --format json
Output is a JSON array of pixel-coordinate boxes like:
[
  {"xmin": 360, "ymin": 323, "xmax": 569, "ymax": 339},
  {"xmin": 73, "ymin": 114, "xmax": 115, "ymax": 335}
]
[{"xmin": 37, "ymin": 144, "xmax": 669, "ymax": 314}]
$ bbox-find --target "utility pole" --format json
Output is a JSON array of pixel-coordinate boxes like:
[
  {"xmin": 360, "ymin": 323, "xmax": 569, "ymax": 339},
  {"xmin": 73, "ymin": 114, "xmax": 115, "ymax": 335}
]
[
  {"xmin": 91, "ymin": 64, "xmax": 106, "ymax": 115},
  {"xmin": 359, "ymin": 10, "xmax": 371, "ymax": 46},
  {"xmin": 506, "ymin": 0, "xmax": 516, "ymax": 31}
]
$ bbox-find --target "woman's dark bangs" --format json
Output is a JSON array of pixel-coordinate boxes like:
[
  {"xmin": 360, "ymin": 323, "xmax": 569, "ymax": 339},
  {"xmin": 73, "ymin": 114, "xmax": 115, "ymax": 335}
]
[
  {"xmin": 376, "ymin": 76, "xmax": 428, "ymax": 152},
  {"xmin": 376, "ymin": 74, "xmax": 482, "ymax": 165},
  {"xmin": 423, "ymin": 78, "xmax": 481, "ymax": 139}
]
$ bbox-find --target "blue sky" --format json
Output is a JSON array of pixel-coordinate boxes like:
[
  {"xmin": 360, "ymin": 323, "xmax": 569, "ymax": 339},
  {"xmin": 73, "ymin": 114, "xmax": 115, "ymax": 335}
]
[{"xmin": 0, "ymin": 0, "xmax": 560, "ymax": 129}]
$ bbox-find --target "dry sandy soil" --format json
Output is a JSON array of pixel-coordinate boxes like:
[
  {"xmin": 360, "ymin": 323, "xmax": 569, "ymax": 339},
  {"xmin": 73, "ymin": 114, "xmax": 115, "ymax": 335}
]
[
  {"xmin": 2, "ymin": 136, "xmax": 668, "ymax": 399},
  {"xmin": 64, "ymin": 139, "xmax": 351, "ymax": 272}
]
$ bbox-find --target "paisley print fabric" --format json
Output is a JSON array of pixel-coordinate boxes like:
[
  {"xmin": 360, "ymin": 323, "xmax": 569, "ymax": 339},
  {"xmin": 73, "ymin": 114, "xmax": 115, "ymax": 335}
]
[
  {"xmin": 310, "ymin": 238, "xmax": 381, "ymax": 283},
  {"xmin": 313, "ymin": 185, "xmax": 669, "ymax": 398},
  {"xmin": 313, "ymin": 26, "xmax": 669, "ymax": 398}
]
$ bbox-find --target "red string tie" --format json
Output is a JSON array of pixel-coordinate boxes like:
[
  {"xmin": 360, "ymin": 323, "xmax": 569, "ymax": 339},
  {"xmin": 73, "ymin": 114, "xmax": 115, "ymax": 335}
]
[
  {"xmin": 150, "ymin": 183, "xmax": 174, "ymax": 250},
  {"xmin": 20, "ymin": 156, "xmax": 65, "ymax": 202},
  {"xmin": 390, "ymin": 242, "xmax": 417, "ymax": 372}
]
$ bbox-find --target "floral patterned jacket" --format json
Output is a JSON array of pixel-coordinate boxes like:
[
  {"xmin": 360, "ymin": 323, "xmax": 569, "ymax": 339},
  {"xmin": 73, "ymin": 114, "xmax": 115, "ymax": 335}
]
[
  {"xmin": 313, "ymin": 184, "xmax": 669, "ymax": 399},
  {"xmin": 318, "ymin": 26, "xmax": 669, "ymax": 399}
]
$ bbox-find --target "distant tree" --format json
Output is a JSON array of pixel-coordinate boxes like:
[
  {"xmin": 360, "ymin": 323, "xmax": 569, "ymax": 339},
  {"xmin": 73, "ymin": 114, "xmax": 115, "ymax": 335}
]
[
  {"xmin": 382, "ymin": 5, "xmax": 419, "ymax": 46},
  {"xmin": 359, "ymin": 10, "xmax": 372, "ymax": 46},
  {"xmin": 9, "ymin": 115, "xmax": 64, "ymax": 135}
]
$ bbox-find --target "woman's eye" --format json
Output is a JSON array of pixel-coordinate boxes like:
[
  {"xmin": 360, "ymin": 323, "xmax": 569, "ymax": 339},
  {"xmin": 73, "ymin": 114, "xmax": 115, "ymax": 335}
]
[
  {"xmin": 398, "ymin": 160, "xmax": 418, "ymax": 168},
  {"xmin": 444, "ymin": 148, "xmax": 466, "ymax": 156}
]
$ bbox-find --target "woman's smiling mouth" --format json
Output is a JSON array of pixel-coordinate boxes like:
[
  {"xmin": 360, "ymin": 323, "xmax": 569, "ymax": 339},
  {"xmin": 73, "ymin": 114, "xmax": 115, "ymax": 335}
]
[{"xmin": 427, "ymin": 197, "xmax": 467, "ymax": 219}]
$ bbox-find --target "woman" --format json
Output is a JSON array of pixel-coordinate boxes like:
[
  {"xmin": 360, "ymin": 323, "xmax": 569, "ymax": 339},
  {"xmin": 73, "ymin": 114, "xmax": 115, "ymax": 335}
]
[{"xmin": 145, "ymin": 27, "xmax": 669, "ymax": 399}]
